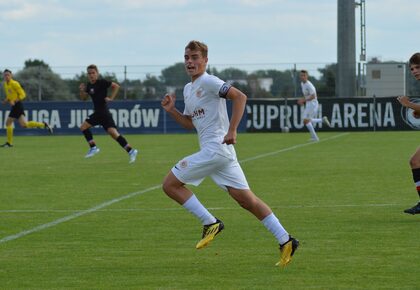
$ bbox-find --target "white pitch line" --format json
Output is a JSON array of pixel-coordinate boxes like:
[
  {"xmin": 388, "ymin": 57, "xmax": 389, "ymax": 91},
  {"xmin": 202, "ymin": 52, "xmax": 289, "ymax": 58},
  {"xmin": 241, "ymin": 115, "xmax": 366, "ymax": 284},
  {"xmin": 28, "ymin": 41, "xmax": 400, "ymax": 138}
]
[
  {"xmin": 0, "ymin": 185, "xmax": 160, "ymax": 244},
  {"xmin": 240, "ymin": 133, "xmax": 349, "ymax": 163},
  {"xmin": 0, "ymin": 133, "xmax": 348, "ymax": 244}
]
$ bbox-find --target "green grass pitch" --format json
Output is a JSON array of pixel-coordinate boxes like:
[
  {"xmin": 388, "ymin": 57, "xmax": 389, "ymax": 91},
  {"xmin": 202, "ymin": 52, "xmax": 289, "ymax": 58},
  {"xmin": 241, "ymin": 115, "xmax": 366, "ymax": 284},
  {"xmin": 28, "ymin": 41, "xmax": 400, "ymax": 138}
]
[{"xmin": 0, "ymin": 131, "xmax": 418, "ymax": 289}]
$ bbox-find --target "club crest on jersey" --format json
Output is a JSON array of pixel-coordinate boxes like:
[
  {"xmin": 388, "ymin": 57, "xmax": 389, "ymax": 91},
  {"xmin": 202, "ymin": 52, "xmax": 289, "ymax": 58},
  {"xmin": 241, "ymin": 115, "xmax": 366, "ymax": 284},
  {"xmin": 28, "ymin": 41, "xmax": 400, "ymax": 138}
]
[
  {"xmin": 89, "ymin": 88, "xmax": 95, "ymax": 94},
  {"xmin": 195, "ymin": 87, "xmax": 203, "ymax": 98}
]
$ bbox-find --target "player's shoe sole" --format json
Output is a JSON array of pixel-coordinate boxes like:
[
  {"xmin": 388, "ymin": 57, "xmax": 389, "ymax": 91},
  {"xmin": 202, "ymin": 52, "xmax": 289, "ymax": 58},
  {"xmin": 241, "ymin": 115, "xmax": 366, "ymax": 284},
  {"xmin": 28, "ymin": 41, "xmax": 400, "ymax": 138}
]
[
  {"xmin": 44, "ymin": 122, "xmax": 53, "ymax": 134},
  {"xmin": 403, "ymin": 202, "xmax": 420, "ymax": 215},
  {"xmin": 129, "ymin": 149, "xmax": 138, "ymax": 164},
  {"xmin": 85, "ymin": 147, "xmax": 100, "ymax": 158},
  {"xmin": 1, "ymin": 142, "xmax": 13, "ymax": 147},
  {"xmin": 276, "ymin": 236, "xmax": 299, "ymax": 267},
  {"xmin": 322, "ymin": 116, "xmax": 331, "ymax": 128},
  {"xmin": 196, "ymin": 218, "xmax": 224, "ymax": 249}
]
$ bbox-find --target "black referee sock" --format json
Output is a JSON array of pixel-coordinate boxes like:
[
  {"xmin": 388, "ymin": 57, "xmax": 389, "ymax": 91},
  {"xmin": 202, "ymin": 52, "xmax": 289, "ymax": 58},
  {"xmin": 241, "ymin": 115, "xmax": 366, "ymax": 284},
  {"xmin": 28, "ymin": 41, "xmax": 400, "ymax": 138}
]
[
  {"xmin": 82, "ymin": 129, "xmax": 96, "ymax": 148},
  {"xmin": 412, "ymin": 168, "xmax": 420, "ymax": 198},
  {"xmin": 116, "ymin": 135, "xmax": 132, "ymax": 152}
]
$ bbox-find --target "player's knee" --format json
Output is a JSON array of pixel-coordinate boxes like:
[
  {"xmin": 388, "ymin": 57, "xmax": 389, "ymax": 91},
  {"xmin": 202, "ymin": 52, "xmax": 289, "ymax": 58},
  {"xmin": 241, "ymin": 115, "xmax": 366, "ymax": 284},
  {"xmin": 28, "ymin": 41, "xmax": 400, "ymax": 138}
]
[
  {"xmin": 235, "ymin": 195, "xmax": 258, "ymax": 211},
  {"xmin": 303, "ymin": 119, "xmax": 310, "ymax": 125},
  {"xmin": 162, "ymin": 178, "xmax": 175, "ymax": 196},
  {"xmin": 409, "ymin": 156, "xmax": 420, "ymax": 168}
]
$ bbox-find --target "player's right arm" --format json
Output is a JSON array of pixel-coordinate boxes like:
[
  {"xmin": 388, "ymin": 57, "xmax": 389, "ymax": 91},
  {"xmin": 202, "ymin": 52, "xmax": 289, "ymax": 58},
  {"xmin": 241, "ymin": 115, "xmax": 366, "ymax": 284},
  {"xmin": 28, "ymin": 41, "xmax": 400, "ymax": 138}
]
[
  {"xmin": 397, "ymin": 96, "xmax": 420, "ymax": 113},
  {"xmin": 79, "ymin": 83, "xmax": 89, "ymax": 100},
  {"xmin": 161, "ymin": 94, "xmax": 194, "ymax": 130}
]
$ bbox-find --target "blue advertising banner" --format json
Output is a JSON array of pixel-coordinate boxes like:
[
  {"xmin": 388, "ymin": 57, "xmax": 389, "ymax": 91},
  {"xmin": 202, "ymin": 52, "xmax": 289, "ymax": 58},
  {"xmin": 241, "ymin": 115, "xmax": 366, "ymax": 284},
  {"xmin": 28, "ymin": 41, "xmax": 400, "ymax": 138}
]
[
  {"xmin": 1, "ymin": 97, "xmax": 417, "ymax": 136},
  {"xmin": 246, "ymin": 97, "xmax": 416, "ymax": 132},
  {"xmin": 0, "ymin": 100, "xmax": 247, "ymax": 135}
]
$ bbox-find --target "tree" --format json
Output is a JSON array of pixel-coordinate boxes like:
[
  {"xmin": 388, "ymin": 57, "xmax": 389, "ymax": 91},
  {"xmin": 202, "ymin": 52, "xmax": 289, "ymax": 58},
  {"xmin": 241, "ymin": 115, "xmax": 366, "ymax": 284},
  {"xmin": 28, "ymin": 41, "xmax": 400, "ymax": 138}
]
[
  {"xmin": 160, "ymin": 62, "xmax": 189, "ymax": 87},
  {"xmin": 215, "ymin": 67, "xmax": 248, "ymax": 80},
  {"xmin": 15, "ymin": 59, "xmax": 72, "ymax": 101},
  {"xmin": 142, "ymin": 75, "xmax": 166, "ymax": 100},
  {"xmin": 316, "ymin": 63, "xmax": 337, "ymax": 97}
]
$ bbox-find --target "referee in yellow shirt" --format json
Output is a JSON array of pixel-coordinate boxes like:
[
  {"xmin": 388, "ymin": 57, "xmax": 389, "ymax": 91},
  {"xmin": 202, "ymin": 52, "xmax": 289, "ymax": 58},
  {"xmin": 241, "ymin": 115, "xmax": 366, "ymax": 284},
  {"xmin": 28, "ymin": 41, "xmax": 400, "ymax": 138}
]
[{"xmin": 2, "ymin": 69, "xmax": 52, "ymax": 147}]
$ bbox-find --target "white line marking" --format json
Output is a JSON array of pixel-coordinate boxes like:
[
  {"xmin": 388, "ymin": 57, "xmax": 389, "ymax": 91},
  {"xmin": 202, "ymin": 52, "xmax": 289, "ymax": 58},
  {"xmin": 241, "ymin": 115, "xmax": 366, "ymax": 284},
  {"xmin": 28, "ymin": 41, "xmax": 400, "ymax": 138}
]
[
  {"xmin": 0, "ymin": 133, "xmax": 348, "ymax": 244},
  {"xmin": 240, "ymin": 133, "xmax": 349, "ymax": 163},
  {"xmin": 0, "ymin": 185, "xmax": 160, "ymax": 244}
]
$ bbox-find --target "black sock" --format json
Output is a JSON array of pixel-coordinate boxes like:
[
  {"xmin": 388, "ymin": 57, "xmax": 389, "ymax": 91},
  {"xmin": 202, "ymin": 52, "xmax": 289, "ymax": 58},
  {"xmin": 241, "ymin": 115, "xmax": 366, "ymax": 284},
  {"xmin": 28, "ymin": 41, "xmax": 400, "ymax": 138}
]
[
  {"xmin": 116, "ymin": 135, "xmax": 132, "ymax": 152},
  {"xmin": 411, "ymin": 168, "xmax": 420, "ymax": 198},
  {"xmin": 82, "ymin": 129, "xmax": 96, "ymax": 148}
]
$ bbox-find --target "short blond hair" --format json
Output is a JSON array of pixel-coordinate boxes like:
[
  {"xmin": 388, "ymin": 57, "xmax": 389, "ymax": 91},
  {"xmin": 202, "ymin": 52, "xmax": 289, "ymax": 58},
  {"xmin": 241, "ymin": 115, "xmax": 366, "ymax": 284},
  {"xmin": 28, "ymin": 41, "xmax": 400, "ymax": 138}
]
[{"xmin": 185, "ymin": 40, "xmax": 208, "ymax": 58}]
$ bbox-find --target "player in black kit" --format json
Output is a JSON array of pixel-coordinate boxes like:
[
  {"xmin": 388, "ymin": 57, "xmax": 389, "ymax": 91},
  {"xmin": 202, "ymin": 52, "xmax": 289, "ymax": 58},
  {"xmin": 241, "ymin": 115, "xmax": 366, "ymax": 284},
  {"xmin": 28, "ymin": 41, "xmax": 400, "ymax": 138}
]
[{"xmin": 79, "ymin": 64, "xmax": 138, "ymax": 163}]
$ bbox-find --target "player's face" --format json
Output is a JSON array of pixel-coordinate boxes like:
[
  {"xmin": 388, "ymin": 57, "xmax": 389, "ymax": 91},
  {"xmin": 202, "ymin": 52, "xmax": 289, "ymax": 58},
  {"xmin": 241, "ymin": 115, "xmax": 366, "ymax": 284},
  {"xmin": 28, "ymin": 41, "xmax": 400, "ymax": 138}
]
[
  {"xmin": 184, "ymin": 49, "xmax": 208, "ymax": 81},
  {"xmin": 410, "ymin": 64, "xmax": 420, "ymax": 80},
  {"xmin": 87, "ymin": 68, "xmax": 98, "ymax": 83},
  {"xmin": 299, "ymin": 72, "xmax": 308, "ymax": 82},
  {"xmin": 3, "ymin": 72, "xmax": 11, "ymax": 82}
]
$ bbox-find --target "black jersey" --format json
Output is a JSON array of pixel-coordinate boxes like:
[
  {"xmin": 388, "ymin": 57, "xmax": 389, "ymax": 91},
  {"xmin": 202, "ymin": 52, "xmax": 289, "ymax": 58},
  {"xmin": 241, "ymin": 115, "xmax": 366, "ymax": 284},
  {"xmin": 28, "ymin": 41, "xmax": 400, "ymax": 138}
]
[{"xmin": 85, "ymin": 79, "xmax": 112, "ymax": 112}]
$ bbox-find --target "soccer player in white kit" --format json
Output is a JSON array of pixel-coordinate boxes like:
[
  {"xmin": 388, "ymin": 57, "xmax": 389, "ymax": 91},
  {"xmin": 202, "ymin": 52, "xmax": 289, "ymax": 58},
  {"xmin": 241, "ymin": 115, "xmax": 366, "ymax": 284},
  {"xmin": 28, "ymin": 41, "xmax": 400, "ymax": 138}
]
[
  {"xmin": 161, "ymin": 40, "xmax": 299, "ymax": 267},
  {"xmin": 297, "ymin": 70, "xmax": 330, "ymax": 141}
]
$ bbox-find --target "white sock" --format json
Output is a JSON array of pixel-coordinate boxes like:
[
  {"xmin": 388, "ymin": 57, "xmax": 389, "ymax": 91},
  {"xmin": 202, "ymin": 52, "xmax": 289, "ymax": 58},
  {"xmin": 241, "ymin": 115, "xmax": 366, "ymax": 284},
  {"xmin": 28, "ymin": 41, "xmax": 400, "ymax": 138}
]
[
  {"xmin": 311, "ymin": 118, "xmax": 322, "ymax": 124},
  {"xmin": 261, "ymin": 213, "xmax": 289, "ymax": 245},
  {"xmin": 306, "ymin": 123, "xmax": 318, "ymax": 139},
  {"xmin": 182, "ymin": 194, "xmax": 217, "ymax": 225}
]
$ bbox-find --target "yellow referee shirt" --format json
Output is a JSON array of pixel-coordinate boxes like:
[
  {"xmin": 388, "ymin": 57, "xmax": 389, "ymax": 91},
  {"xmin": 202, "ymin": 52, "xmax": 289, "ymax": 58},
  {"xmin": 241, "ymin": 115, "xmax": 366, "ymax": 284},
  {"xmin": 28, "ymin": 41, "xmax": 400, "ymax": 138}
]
[{"xmin": 3, "ymin": 79, "xmax": 26, "ymax": 102}]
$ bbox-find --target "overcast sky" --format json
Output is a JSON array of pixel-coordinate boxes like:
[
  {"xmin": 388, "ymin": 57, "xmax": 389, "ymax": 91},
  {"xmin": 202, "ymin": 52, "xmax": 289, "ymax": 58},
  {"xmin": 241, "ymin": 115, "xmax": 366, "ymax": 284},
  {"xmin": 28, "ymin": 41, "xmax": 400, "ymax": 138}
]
[{"xmin": 0, "ymin": 0, "xmax": 419, "ymax": 76}]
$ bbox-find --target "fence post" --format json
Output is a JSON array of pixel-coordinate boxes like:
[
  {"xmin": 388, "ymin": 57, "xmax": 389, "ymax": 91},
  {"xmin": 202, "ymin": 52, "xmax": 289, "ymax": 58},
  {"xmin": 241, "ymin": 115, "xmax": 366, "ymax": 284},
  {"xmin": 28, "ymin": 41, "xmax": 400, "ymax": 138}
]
[
  {"xmin": 123, "ymin": 65, "xmax": 127, "ymax": 100},
  {"xmin": 373, "ymin": 94, "xmax": 377, "ymax": 132},
  {"xmin": 38, "ymin": 65, "xmax": 42, "ymax": 101}
]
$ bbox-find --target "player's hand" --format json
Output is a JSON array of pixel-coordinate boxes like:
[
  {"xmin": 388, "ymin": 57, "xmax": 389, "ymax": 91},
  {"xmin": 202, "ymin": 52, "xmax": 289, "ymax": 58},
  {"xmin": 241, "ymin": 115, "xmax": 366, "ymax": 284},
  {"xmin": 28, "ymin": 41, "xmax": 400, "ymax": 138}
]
[
  {"xmin": 222, "ymin": 130, "xmax": 237, "ymax": 145},
  {"xmin": 297, "ymin": 98, "xmax": 305, "ymax": 105},
  {"xmin": 397, "ymin": 96, "xmax": 410, "ymax": 107},
  {"xmin": 79, "ymin": 83, "xmax": 86, "ymax": 92},
  {"xmin": 105, "ymin": 97, "xmax": 113, "ymax": 102},
  {"xmin": 161, "ymin": 94, "xmax": 175, "ymax": 112}
]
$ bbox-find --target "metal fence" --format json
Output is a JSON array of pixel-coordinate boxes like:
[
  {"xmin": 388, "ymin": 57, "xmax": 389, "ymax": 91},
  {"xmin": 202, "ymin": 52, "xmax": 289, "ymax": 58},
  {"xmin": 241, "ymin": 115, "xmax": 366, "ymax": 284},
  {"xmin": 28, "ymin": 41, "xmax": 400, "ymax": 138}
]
[{"xmin": 1, "ymin": 62, "xmax": 419, "ymax": 101}]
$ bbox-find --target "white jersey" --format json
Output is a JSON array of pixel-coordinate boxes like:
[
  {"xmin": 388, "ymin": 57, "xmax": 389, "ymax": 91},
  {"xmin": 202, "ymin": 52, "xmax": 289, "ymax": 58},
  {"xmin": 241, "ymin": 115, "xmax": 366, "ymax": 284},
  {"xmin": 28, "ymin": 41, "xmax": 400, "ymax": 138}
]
[
  {"xmin": 301, "ymin": 80, "xmax": 318, "ymax": 103},
  {"xmin": 183, "ymin": 72, "xmax": 236, "ymax": 159}
]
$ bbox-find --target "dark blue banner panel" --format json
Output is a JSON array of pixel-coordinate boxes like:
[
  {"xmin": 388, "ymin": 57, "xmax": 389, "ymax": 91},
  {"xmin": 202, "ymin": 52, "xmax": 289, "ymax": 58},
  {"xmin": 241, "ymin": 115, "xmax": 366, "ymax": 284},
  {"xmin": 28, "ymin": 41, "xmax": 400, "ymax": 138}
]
[{"xmin": 0, "ymin": 100, "xmax": 247, "ymax": 135}]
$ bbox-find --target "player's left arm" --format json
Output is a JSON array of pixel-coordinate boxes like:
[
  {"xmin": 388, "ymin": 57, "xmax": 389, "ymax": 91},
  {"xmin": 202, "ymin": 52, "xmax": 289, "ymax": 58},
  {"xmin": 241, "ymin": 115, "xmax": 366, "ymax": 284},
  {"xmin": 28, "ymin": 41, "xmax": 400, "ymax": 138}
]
[
  {"xmin": 106, "ymin": 82, "xmax": 120, "ymax": 102},
  {"xmin": 223, "ymin": 86, "xmax": 247, "ymax": 145}
]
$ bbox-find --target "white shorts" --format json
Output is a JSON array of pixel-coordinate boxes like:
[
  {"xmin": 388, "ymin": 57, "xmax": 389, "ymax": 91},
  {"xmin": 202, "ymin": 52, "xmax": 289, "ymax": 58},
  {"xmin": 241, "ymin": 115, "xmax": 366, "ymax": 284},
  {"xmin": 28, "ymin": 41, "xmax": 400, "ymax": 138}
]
[
  {"xmin": 171, "ymin": 148, "xmax": 250, "ymax": 191},
  {"xmin": 302, "ymin": 100, "xmax": 319, "ymax": 119}
]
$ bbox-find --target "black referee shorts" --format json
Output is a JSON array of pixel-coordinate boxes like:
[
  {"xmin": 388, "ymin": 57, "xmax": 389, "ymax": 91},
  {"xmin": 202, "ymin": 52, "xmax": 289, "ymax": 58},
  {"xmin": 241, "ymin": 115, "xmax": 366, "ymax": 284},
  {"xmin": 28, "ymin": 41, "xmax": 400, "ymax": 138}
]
[
  {"xmin": 86, "ymin": 111, "xmax": 117, "ymax": 131},
  {"xmin": 8, "ymin": 101, "xmax": 25, "ymax": 119}
]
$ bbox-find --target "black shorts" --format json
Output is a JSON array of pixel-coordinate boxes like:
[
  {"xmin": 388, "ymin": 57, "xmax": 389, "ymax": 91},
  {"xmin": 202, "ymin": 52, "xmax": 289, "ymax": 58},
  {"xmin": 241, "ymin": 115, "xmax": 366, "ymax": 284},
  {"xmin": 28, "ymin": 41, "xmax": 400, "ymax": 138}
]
[
  {"xmin": 86, "ymin": 111, "xmax": 117, "ymax": 130},
  {"xmin": 8, "ymin": 101, "xmax": 25, "ymax": 119}
]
